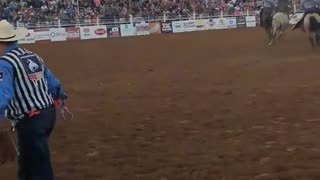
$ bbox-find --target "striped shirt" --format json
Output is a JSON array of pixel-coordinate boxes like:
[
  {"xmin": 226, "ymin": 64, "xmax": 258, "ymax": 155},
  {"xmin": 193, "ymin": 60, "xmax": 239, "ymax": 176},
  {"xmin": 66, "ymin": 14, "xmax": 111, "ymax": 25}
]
[{"xmin": 1, "ymin": 47, "xmax": 54, "ymax": 119}]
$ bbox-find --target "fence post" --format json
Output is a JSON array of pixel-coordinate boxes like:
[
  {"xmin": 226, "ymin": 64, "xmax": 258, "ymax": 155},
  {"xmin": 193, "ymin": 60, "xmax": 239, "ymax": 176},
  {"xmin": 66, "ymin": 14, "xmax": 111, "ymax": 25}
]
[
  {"xmin": 97, "ymin": 17, "xmax": 100, "ymax": 25},
  {"xmin": 246, "ymin": 9, "xmax": 249, "ymax": 16},
  {"xmin": 130, "ymin": 14, "xmax": 133, "ymax": 24},
  {"xmin": 163, "ymin": 13, "xmax": 166, "ymax": 22},
  {"xmin": 58, "ymin": 18, "xmax": 61, "ymax": 28},
  {"xmin": 220, "ymin": 10, "xmax": 223, "ymax": 18},
  {"xmin": 193, "ymin": 11, "xmax": 196, "ymax": 20},
  {"xmin": 294, "ymin": 4, "xmax": 296, "ymax": 13}
]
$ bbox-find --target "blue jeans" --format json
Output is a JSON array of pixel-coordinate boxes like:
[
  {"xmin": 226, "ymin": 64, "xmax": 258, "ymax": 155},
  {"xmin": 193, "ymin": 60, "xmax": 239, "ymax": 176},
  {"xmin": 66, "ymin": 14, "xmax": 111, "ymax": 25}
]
[{"xmin": 16, "ymin": 107, "xmax": 56, "ymax": 180}]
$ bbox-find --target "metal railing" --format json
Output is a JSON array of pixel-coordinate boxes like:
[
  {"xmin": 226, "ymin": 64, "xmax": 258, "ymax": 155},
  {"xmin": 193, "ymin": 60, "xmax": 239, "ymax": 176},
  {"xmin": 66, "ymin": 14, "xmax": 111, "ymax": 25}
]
[{"xmin": 15, "ymin": 10, "xmax": 262, "ymax": 29}]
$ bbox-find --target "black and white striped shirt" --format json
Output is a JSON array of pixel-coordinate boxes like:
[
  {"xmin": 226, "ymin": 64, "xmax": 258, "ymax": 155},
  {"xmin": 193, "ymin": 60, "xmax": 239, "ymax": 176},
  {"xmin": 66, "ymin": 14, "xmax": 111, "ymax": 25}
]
[{"xmin": 1, "ymin": 47, "xmax": 54, "ymax": 119}]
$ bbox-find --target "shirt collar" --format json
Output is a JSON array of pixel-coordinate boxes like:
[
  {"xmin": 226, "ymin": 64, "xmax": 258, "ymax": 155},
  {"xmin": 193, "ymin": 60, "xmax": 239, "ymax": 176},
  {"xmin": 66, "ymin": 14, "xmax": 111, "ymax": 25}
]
[{"xmin": 3, "ymin": 42, "xmax": 18, "ymax": 55}]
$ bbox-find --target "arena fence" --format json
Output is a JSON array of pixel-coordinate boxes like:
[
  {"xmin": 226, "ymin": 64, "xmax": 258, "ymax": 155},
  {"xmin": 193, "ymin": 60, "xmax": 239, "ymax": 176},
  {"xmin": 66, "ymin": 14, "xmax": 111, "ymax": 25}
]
[{"xmin": 17, "ymin": 12, "xmax": 304, "ymax": 45}]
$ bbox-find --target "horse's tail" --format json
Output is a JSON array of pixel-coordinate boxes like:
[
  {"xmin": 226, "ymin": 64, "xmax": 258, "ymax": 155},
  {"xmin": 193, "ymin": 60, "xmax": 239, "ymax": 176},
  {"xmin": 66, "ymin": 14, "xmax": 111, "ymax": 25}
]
[
  {"xmin": 304, "ymin": 13, "xmax": 320, "ymax": 32},
  {"xmin": 310, "ymin": 16, "xmax": 318, "ymax": 32}
]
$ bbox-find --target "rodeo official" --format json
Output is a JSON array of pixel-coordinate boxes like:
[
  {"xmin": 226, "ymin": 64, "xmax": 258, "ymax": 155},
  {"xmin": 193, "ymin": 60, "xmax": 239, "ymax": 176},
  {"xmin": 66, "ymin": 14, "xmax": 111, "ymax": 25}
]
[{"xmin": 0, "ymin": 20, "xmax": 70, "ymax": 180}]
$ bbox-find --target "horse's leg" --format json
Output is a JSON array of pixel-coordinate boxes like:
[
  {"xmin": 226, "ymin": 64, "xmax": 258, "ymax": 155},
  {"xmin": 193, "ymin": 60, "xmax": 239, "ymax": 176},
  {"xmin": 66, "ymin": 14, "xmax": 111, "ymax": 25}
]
[
  {"xmin": 268, "ymin": 28, "xmax": 274, "ymax": 45},
  {"xmin": 265, "ymin": 28, "xmax": 271, "ymax": 42},
  {"xmin": 309, "ymin": 33, "xmax": 315, "ymax": 48},
  {"xmin": 316, "ymin": 33, "xmax": 320, "ymax": 46},
  {"xmin": 278, "ymin": 30, "xmax": 283, "ymax": 40}
]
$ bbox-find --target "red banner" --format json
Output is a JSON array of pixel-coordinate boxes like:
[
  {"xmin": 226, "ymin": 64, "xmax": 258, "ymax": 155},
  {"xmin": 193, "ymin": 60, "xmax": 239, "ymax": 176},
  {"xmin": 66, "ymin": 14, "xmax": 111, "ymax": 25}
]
[
  {"xmin": 149, "ymin": 22, "xmax": 161, "ymax": 34},
  {"xmin": 65, "ymin": 27, "xmax": 81, "ymax": 40}
]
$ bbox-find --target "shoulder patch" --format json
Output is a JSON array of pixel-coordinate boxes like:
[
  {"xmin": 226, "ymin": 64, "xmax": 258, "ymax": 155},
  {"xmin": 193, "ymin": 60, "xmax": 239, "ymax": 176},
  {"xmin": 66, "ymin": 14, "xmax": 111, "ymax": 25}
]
[{"xmin": 20, "ymin": 55, "xmax": 44, "ymax": 81}]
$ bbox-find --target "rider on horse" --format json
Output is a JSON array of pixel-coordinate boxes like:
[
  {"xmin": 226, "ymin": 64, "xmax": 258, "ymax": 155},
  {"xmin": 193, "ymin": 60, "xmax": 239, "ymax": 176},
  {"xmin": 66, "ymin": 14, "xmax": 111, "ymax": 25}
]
[
  {"xmin": 292, "ymin": 0, "xmax": 320, "ymax": 30},
  {"xmin": 260, "ymin": 0, "xmax": 278, "ymax": 27}
]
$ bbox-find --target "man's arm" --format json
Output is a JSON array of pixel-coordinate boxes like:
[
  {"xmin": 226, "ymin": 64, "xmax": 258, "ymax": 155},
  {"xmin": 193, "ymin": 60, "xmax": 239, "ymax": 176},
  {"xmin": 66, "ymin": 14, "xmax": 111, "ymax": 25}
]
[
  {"xmin": 0, "ymin": 60, "xmax": 14, "ymax": 121},
  {"xmin": 44, "ymin": 65, "xmax": 67, "ymax": 101}
]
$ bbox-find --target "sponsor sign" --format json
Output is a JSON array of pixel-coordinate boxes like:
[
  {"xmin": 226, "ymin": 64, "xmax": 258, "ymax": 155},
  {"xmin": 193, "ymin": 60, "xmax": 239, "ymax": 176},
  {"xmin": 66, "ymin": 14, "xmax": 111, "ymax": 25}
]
[
  {"xmin": 107, "ymin": 26, "xmax": 120, "ymax": 37},
  {"xmin": 34, "ymin": 29, "xmax": 51, "ymax": 42},
  {"xmin": 289, "ymin": 13, "xmax": 303, "ymax": 25},
  {"xmin": 206, "ymin": 18, "xmax": 216, "ymax": 30},
  {"xmin": 161, "ymin": 21, "xmax": 173, "ymax": 33},
  {"xmin": 120, "ymin": 24, "xmax": 137, "ymax": 37},
  {"xmin": 236, "ymin": 16, "xmax": 246, "ymax": 28},
  {"xmin": 50, "ymin": 28, "xmax": 67, "ymax": 42},
  {"xmin": 80, "ymin": 25, "xmax": 108, "ymax": 40},
  {"xmin": 227, "ymin": 17, "xmax": 237, "ymax": 28},
  {"xmin": 245, "ymin": 16, "xmax": 256, "ymax": 27},
  {"xmin": 18, "ymin": 30, "xmax": 35, "ymax": 44},
  {"xmin": 65, "ymin": 27, "xmax": 80, "ymax": 40},
  {"xmin": 181, "ymin": 20, "xmax": 196, "ymax": 32},
  {"xmin": 196, "ymin": 19, "xmax": 208, "ymax": 31},
  {"xmin": 149, "ymin": 22, "xmax": 161, "ymax": 34},
  {"xmin": 214, "ymin": 18, "xmax": 228, "ymax": 29},
  {"xmin": 136, "ymin": 22, "xmax": 150, "ymax": 36},
  {"xmin": 172, "ymin": 21, "xmax": 184, "ymax": 33}
]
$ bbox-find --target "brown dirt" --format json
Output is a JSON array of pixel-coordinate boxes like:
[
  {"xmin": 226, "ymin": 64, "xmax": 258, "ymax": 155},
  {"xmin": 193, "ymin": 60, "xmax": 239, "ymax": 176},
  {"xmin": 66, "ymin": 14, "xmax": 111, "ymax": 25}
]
[{"xmin": 1, "ymin": 27, "xmax": 320, "ymax": 180}]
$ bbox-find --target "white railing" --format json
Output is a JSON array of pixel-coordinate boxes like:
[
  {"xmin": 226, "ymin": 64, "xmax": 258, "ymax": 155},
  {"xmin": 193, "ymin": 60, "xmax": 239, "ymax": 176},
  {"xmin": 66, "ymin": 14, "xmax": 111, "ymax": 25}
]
[{"xmin": 16, "ymin": 10, "xmax": 261, "ymax": 29}]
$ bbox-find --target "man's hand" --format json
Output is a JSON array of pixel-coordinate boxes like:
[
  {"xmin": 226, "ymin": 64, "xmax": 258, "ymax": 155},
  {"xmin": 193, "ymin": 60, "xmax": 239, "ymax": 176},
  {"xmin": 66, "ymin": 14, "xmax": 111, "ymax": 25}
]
[{"xmin": 0, "ymin": 130, "xmax": 16, "ymax": 165}]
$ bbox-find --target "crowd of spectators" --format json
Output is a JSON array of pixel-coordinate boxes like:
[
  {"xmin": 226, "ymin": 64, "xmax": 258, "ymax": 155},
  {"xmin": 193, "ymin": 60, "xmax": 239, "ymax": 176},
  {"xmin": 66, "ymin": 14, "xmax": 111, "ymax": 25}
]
[{"xmin": 0, "ymin": 0, "xmax": 295, "ymax": 26}]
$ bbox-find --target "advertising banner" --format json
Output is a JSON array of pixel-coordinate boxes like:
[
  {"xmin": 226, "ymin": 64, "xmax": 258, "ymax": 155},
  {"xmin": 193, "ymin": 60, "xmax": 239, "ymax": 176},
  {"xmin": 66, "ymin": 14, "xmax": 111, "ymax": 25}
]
[
  {"xmin": 80, "ymin": 26, "xmax": 108, "ymax": 40},
  {"xmin": 149, "ymin": 22, "xmax": 161, "ymax": 34},
  {"xmin": 236, "ymin": 16, "xmax": 246, "ymax": 28},
  {"xmin": 196, "ymin": 19, "xmax": 208, "ymax": 31},
  {"xmin": 50, "ymin": 28, "xmax": 67, "ymax": 42},
  {"xmin": 172, "ymin": 21, "xmax": 184, "ymax": 33},
  {"xmin": 181, "ymin": 20, "xmax": 196, "ymax": 32},
  {"xmin": 65, "ymin": 27, "xmax": 81, "ymax": 40},
  {"xmin": 136, "ymin": 22, "xmax": 150, "ymax": 36},
  {"xmin": 120, "ymin": 24, "xmax": 137, "ymax": 37},
  {"xmin": 107, "ymin": 26, "xmax": 121, "ymax": 37},
  {"xmin": 161, "ymin": 21, "xmax": 173, "ymax": 33},
  {"xmin": 18, "ymin": 30, "xmax": 35, "ymax": 44},
  {"xmin": 227, "ymin": 17, "xmax": 237, "ymax": 28},
  {"xmin": 245, "ymin": 16, "xmax": 257, "ymax": 27},
  {"xmin": 34, "ymin": 29, "xmax": 51, "ymax": 42},
  {"xmin": 214, "ymin": 18, "xmax": 228, "ymax": 29},
  {"xmin": 206, "ymin": 18, "xmax": 216, "ymax": 30}
]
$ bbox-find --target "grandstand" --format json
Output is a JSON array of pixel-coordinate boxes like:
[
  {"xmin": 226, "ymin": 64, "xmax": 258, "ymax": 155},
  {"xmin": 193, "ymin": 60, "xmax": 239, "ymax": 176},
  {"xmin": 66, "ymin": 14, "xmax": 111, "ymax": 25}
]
[{"xmin": 0, "ymin": 0, "xmax": 299, "ymax": 28}]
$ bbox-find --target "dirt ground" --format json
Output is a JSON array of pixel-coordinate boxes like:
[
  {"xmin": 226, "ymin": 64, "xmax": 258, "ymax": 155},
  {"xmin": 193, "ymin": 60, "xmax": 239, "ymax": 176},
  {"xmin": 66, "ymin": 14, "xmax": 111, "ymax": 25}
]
[{"xmin": 2, "ymin": 27, "xmax": 320, "ymax": 180}]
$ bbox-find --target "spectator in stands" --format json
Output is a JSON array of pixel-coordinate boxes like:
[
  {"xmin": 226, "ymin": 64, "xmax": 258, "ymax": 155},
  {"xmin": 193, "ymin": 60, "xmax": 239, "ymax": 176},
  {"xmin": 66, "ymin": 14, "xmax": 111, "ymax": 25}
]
[{"xmin": 0, "ymin": 0, "xmax": 296, "ymax": 27}]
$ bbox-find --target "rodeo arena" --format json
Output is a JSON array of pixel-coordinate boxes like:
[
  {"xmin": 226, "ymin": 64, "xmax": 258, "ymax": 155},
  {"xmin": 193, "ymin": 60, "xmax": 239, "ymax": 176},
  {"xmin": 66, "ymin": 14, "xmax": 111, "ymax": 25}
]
[{"xmin": 3, "ymin": 0, "xmax": 320, "ymax": 179}]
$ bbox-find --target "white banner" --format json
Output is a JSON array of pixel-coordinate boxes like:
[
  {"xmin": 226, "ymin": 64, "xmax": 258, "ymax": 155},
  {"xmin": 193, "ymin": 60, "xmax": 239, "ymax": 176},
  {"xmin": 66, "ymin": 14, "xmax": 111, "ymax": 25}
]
[
  {"xmin": 226, "ymin": 17, "xmax": 237, "ymax": 28},
  {"xmin": 50, "ymin": 28, "xmax": 67, "ymax": 42},
  {"xmin": 18, "ymin": 30, "xmax": 35, "ymax": 44},
  {"xmin": 206, "ymin": 19, "xmax": 216, "ymax": 30},
  {"xmin": 172, "ymin": 21, "xmax": 184, "ymax": 33},
  {"xmin": 80, "ymin": 26, "xmax": 108, "ymax": 40},
  {"xmin": 120, "ymin": 24, "xmax": 137, "ymax": 37},
  {"xmin": 136, "ymin": 22, "xmax": 150, "ymax": 36},
  {"xmin": 196, "ymin": 19, "xmax": 208, "ymax": 31},
  {"xmin": 182, "ymin": 20, "xmax": 196, "ymax": 32},
  {"xmin": 35, "ymin": 29, "xmax": 51, "ymax": 41},
  {"xmin": 214, "ymin": 18, "xmax": 228, "ymax": 29},
  {"xmin": 245, "ymin": 16, "xmax": 256, "ymax": 27}
]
